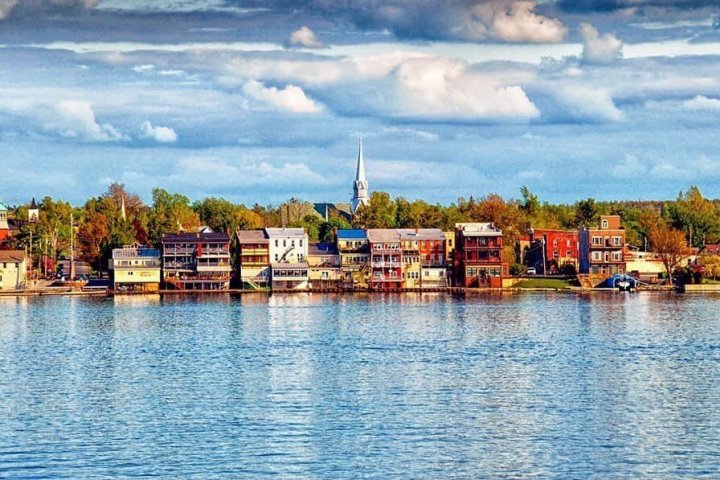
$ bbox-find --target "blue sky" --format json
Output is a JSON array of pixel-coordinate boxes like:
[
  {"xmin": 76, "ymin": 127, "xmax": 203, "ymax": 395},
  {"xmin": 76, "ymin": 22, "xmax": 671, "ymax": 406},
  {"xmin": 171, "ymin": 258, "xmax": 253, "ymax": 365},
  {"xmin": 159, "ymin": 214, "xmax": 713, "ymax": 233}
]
[{"xmin": 1, "ymin": 0, "xmax": 720, "ymax": 206}]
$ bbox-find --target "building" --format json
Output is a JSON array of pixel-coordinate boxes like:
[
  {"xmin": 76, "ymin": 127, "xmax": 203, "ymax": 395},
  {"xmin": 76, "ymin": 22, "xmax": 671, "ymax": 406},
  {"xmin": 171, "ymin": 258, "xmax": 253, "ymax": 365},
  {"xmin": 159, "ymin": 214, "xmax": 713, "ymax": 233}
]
[
  {"xmin": 397, "ymin": 229, "xmax": 447, "ymax": 288},
  {"xmin": 109, "ymin": 243, "xmax": 161, "ymax": 292},
  {"xmin": 28, "ymin": 198, "xmax": 39, "ymax": 223},
  {"xmin": 237, "ymin": 230, "xmax": 271, "ymax": 289},
  {"xmin": 308, "ymin": 242, "xmax": 341, "ymax": 289},
  {"xmin": 443, "ymin": 231, "xmax": 455, "ymax": 263},
  {"xmin": 625, "ymin": 248, "xmax": 696, "ymax": 283},
  {"xmin": 367, "ymin": 229, "xmax": 403, "ymax": 290},
  {"xmin": 351, "ymin": 138, "xmax": 369, "ymax": 213},
  {"xmin": 578, "ymin": 215, "xmax": 626, "ymax": 276},
  {"xmin": 162, "ymin": 232, "xmax": 231, "ymax": 290},
  {"xmin": 525, "ymin": 228, "xmax": 579, "ymax": 274},
  {"xmin": 0, "ymin": 250, "xmax": 26, "ymax": 290},
  {"xmin": 453, "ymin": 223, "xmax": 507, "ymax": 288},
  {"xmin": 336, "ymin": 229, "xmax": 370, "ymax": 290},
  {"xmin": 0, "ymin": 202, "xmax": 10, "ymax": 246},
  {"xmin": 266, "ymin": 227, "xmax": 309, "ymax": 290}
]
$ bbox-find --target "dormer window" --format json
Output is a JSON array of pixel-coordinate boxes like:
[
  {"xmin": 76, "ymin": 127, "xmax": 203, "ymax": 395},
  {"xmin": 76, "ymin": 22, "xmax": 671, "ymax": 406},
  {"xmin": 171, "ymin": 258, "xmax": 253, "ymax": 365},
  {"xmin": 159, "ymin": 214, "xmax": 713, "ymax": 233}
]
[{"xmin": 601, "ymin": 219, "xmax": 608, "ymax": 229}]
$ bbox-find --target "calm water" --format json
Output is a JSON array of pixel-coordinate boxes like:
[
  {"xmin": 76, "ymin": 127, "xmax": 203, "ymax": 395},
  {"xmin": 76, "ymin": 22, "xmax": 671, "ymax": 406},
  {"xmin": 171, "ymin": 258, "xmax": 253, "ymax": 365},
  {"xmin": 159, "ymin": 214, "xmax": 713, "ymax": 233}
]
[{"xmin": 1, "ymin": 293, "xmax": 720, "ymax": 479}]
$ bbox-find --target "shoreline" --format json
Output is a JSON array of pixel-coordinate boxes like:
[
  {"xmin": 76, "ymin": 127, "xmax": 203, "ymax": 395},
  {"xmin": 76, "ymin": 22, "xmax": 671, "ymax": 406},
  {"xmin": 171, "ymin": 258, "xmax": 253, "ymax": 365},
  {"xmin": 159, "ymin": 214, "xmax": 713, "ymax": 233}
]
[{"xmin": 0, "ymin": 286, "xmax": 691, "ymax": 298}]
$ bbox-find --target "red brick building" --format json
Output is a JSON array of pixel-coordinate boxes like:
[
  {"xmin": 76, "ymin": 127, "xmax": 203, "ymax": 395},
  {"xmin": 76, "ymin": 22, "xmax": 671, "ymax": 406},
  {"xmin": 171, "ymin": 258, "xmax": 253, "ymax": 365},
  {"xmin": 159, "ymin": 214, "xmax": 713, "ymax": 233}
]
[
  {"xmin": 453, "ymin": 223, "xmax": 507, "ymax": 288},
  {"xmin": 579, "ymin": 215, "xmax": 626, "ymax": 276},
  {"xmin": 526, "ymin": 228, "xmax": 579, "ymax": 274}
]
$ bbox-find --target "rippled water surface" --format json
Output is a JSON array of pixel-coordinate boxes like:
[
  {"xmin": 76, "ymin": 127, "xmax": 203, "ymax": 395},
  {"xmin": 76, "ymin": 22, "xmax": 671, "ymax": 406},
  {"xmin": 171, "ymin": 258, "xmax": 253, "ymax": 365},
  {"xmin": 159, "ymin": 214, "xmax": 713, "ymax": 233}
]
[{"xmin": 1, "ymin": 293, "xmax": 720, "ymax": 478}]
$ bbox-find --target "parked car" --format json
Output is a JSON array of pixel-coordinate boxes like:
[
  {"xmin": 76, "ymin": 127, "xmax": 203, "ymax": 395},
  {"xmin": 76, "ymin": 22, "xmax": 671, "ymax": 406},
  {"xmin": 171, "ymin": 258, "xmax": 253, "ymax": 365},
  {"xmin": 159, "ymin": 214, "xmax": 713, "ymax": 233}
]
[{"xmin": 526, "ymin": 267, "xmax": 537, "ymax": 275}]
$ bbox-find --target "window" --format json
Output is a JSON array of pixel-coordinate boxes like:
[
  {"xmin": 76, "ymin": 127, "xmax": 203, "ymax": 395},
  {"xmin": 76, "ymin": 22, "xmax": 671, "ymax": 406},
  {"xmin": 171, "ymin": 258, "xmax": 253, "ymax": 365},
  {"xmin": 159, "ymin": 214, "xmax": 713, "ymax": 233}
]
[
  {"xmin": 613, "ymin": 252, "xmax": 622, "ymax": 261},
  {"xmin": 291, "ymin": 240, "xmax": 295, "ymax": 247},
  {"xmin": 566, "ymin": 250, "xmax": 572, "ymax": 257},
  {"xmin": 274, "ymin": 254, "xmax": 279, "ymax": 261},
  {"xmin": 601, "ymin": 219, "xmax": 608, "ymax": 229},
  {"xmin": 612, "ymin": 236, "xmax": 622, "ymax": 246},
  {"xmin": 283, "ymin": 240, "xmax": 286, "ymax": 247},
  {"xmin": 275, "ymin": 240, "xmax": 278, "ymax": 247},
  {"xmin": 592, "ymin": 236, "xmax": 602, "ymax": 245},
  {"xmin": 592, "ymin": 251, "xmax": 602, "ymax": 261},
  {"xmin": 299, "ymin": 239, "xmax": 303, "ymax": 247}
]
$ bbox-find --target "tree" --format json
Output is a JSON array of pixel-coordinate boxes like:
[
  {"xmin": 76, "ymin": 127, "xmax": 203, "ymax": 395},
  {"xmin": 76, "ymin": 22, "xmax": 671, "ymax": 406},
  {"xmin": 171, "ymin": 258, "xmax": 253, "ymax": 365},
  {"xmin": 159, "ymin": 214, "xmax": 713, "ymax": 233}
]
[
  {"xmin": 352, "ymin": 191, "xmax": 397, "ymax": 229},
  {"xmin": 574, "ymin": 198, "xmax": 599, "ymax": 227},
  {"xmin": 666, "ymin": 186, "xmax": 720, "ymax": 248},
  {"xmin": 700, "ymin": 255, "xmax": 720, "ymax": 281},
  {"xmin": 77, "ymin": 209, "xmax": 109, "ymax": 273},
  {"xmin": 648, "ymin": 222, "xmax": 692, "ymax": 280},
  {"xmin": 147, "ymin": 188, "xmax": 201, "ymax": 244},
  {"xmin": 319, "ymin": 217, "xmax": 351, "ymax": 243}
]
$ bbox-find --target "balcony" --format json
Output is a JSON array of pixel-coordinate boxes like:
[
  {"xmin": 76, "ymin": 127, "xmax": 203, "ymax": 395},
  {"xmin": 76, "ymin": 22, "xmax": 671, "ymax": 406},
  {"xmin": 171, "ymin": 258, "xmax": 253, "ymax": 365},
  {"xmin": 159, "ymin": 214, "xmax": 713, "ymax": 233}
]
[{"xmin": 371, "ymin": 261, "xmax": 402, "ymax": 268}]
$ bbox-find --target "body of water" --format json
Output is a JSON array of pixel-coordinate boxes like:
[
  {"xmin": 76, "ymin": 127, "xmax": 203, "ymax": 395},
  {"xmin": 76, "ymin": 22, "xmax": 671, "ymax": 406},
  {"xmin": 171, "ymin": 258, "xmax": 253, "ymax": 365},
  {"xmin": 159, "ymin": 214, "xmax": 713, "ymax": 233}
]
[{"xmin": 1, "ymin": 293, "xmax": 719, "ymax": 478}]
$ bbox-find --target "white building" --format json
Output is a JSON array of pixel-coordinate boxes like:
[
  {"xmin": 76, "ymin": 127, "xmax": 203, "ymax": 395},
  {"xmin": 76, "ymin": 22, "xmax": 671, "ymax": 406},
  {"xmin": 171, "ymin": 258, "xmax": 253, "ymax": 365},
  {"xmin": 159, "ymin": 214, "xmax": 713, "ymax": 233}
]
[
  {"xmin": 351, "ymin": 137, "xmax": 370, "ymax": 213},
  {"xmin": 0, "ymin": 250, "xmax": 26, "ymax": 290},
  {"xmin": 266, "ymin": 227, "xmax": 309, "ymax": 290}
]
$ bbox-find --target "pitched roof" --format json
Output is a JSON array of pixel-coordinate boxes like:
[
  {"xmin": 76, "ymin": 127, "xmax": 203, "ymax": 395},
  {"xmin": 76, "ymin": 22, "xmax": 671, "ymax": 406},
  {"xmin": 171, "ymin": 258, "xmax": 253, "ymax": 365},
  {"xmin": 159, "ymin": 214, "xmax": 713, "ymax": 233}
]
[
  {"xmin": 366, "ymin": 229, "xmax": 401, "ymax": 243},
  {"xmin": 396, "ymin": 228, "xmax": 445, "ymax": 241},
  {"xmin": 456, "ymin": 222, "xmax": 503, "ymax": 236},
  {"xmin": 236, "ymin": 230, "xmax": 268, "ymax": 243},
  {"xmin": 0, "ymin": 202, "xmax": 7, "ymax": 211},
  {"xmin": 265, "ymin": 227, "xmax": 307, "ymax": 239},
  {"xmin": 0, "ymin": 250, "xmax": 25, "ymax": 263}
]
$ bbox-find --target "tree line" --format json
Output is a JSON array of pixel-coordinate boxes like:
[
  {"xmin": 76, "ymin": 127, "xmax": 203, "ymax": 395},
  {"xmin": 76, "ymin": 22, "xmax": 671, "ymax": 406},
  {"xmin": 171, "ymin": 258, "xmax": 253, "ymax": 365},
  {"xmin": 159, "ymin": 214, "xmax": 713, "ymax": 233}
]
[{"xmin": 6, "ymin": 183, "xmax": 720, "ymax": 276}]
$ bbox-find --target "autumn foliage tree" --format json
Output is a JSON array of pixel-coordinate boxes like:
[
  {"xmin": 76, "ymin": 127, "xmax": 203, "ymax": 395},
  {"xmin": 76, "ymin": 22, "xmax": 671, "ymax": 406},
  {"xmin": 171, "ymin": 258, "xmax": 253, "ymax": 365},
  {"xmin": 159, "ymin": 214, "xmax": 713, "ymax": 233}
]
[{"xmin": 648, "ymin": 222, "xmax": 692, "ymax": 280}]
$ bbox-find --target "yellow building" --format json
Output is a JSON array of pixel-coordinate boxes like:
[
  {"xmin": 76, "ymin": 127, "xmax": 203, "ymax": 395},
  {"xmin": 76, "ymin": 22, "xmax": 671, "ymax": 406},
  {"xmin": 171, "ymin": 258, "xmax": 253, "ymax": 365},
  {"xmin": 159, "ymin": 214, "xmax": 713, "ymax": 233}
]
[
  {"xmin": 0, "ymin": 250, "xmax": 26, "ymax": 290},
  {"xmin": 110, "ymin": 244, "xmax": 161, "ymax": 292},
  {"xmin": 308, "ymin": 242, "xmax": 341, "ymax": 289},
  {"xmin": 337, "ymin": 229, "xmax": 370, "ymax": 290},
  {"xmin": 443, "ymin": 231, "xmax": 455, "ymax": 263}
]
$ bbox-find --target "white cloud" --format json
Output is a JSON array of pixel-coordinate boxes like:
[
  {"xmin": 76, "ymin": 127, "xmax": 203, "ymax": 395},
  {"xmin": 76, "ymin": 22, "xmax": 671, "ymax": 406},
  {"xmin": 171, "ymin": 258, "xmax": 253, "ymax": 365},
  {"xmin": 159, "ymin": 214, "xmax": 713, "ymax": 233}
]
[
  {"xmin": 140, "ymin": 120, "xmax": 177, "ymax": 143},
  {"xmin": 53, "ymin": 100, "xmax": 126, "ymax": 141},
  {"xmin": 242, "ymin": 80, "xmax": 323, "ymax": 114},
  {"xmin": 580, "ymin": 23, "xmax": 623, "ymax": 64},
  {"xmin": 682, "ymin": 95, "xmax": 720, "ymax": 112},
  {"xmin": 485, "ymin": 1, "xmax": 567, "ymax": 43},
  {"xmin": 132, "ymin": 64, "xmax": 155, "ymax": 73},
  {"xmin": 389, "ymin": 56, "xmax": 539, "ymax": 120},
  {"xmin": 288, "ymin": 26, "xmax": 324, "ymax": 49},
  {"xmin": 0, "ymin": 0, "xmax": 18, "ymax": 20},
  {"xmin": 553, "ymin": 86, "xmax": 624, "ymax": 122},
  {"xmin": 612, "ymin": 155, "xmax": 647, "ymax": 179}
]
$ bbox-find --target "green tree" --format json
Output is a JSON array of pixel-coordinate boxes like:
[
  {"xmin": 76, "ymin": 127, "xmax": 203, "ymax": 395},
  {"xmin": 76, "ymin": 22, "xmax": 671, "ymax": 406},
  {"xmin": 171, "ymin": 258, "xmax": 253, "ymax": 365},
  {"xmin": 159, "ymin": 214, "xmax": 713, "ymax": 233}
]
[
  {"xmin": 667, "ymin": 186, "xmax": 720, "ymax": 247},
  {"xmin": 148, "ymin": 188, "xmax": 201, "ymax": 245},
  {"xmin": 353, "ymin": 191, "xmax": 397, "ymax": 229}
]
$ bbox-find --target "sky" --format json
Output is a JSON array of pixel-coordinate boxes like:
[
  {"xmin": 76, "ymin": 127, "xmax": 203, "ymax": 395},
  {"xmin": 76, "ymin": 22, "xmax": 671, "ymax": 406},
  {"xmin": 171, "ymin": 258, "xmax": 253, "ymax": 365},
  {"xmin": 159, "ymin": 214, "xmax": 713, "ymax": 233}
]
[{"xmin": 1, "ymin": 0, "xmax": 720, "ymax": 206}]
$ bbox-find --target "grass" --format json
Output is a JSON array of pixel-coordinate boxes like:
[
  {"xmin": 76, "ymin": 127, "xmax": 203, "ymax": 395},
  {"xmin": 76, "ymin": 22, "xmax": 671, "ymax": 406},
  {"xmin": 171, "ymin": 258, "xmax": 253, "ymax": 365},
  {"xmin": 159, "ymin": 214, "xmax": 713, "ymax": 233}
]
[
  {"xmin": 702, "ymin": 278, "xmax": 720, "ymax": 284},
  {"xmin": 514, "ymin": 278, "xmax": 573, "ymax": 289}
]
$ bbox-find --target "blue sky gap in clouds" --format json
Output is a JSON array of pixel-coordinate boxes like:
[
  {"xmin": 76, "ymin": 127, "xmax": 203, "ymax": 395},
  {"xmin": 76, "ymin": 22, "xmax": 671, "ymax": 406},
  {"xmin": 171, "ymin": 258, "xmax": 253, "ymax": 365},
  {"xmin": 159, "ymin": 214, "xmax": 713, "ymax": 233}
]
[{"xmin": 1, "ymin": 0, "xmax": 720, "ymax": 206}]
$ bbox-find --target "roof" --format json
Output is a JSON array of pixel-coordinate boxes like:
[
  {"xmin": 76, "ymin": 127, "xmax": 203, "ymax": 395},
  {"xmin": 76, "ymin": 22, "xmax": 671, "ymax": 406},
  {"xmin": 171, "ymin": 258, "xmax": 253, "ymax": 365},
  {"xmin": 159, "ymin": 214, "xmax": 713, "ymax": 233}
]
[
  {"xmin": 337, "ymin": 229, "xmax": 367, "ymax": 240},
  {"xmin": 308, "ymin": 242, "xmax": 339, "ymax": 256},
  {"xmin": 0, "ymin": 202, "xmax": 7, "ymax": 211},
  {"xmin": 236, "ymin": 230, "xmax": 269, "ymax": 243},
  {"xmin": 0, "ymin": 250, "xmax": 25, "ymax": 263},
  {"xmin": 367, "ymin": 229, "xmax": 401, "ymax": 243},
  {"xmin": 29, "ymin": 198, "xmax": 38, "ymax": 209},
  {"xmin": 396, "ymin": 228, "xmax": 445, "ymax": 241},
  {"xmin": 271, "ymin": 262, "xmax": 309, "ymax": 269},
  {"xmin": 456, "ymin": 223, "xmax": 503, "ymax": 236},
  {"xmin": 702, "ymin": 244, "xmax": 720, "ymax": 254},
  {"xmin": 265, "ymin": 227, "xmax": 307, "ymax": 239},
  {"xmin": 162, "ymin": 232, "xmax": 229, "ymax": 243}
]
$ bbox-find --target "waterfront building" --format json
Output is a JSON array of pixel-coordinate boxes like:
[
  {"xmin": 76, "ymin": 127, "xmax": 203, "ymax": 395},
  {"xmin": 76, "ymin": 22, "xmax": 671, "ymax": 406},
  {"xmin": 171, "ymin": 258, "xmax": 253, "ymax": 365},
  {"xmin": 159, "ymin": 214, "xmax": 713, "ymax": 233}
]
[
  {"xmin": 397, "ymin": 229, "xmax": 447, "ymax": 288},
  {"xmin": 525, "ymin": 228, "xmax": 579, "ymax": 274},
  {"xmin": 443, "ymin": 231, "xmax": 455, "ymax": 263},
  {"xmin": 0, "ymin": 250, "xmax": 26, "ymax": 289},
  {"xmin": 578, "ymin": 215, "xmax": 626, "ymax": 276},
  {"xmin": 109, "ymin": 243, "xmax": 161, "ymax": 292},
  {"xmin": 367, "ymin": 229, "xmax": 403, "ymax": 290},
  {"xmin": 351, "ymin": 138, "xmax": 370, "ymax": 213},
  {"xmin": 236, "ymin": 230, "xmax": 271, "ymax": 290},
  {"xmin": 336, "ymin": 229, "xmax": 370, "ymax": 290},
  {"xmin": 161, "ymin": 232, "xmax": 231, "ymax": 290},
  {"xmin": 308, "ymin": 242, "xmax": 341, "ymax": 289},
  {"xmin": 267, "ymin": 227, "xmax": 309, "ymax": 290},
  {"xmin": 453, "ymin": 223, "xmax": 506, "ymax": 288}
]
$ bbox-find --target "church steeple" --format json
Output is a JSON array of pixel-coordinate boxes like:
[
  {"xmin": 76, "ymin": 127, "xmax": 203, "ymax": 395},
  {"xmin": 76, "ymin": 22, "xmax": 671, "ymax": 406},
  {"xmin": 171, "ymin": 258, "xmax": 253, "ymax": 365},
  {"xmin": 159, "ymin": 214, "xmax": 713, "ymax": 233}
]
[{"xmin": 352, "ymin": 137, "xmax": 369, "ymax": 213}]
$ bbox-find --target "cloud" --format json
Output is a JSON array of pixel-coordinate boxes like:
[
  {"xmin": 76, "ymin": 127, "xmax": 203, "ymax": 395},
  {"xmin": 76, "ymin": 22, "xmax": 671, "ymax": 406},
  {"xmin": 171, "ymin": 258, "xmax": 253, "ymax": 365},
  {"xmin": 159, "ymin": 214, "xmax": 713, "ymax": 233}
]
[
  {"xmin": 682, "ymin": 95, "xmax": 720, "ymax": 112},
  {"xmin": 612, "ymin": 154, "xmax": 647, "ymax": 178},
  {"xmin": 242, "ymin": 80, "xmax": 323, "ymax": 113},
  {"xmin": 287, "ymin": 26, "xmax": 324, "ymax": 48},
  {"xmin": 140, "ymin": 120, "xmax": 177, "ymax": 143},
  {"xmin": 52, "ymin": 100, "xmax": 126, "ymax": 141},
  {"xmin": 558, "ymin": 0, "xmax": 720, "ymax": 13},
  {"xmin": 0, "ymin": 0, "xmax": 99, "ymax": 19},
  {"xmin": 580, "ymin": 23, "xmax": 623, "ymax": 64},
  {"xmin": 552, "ymin": 86, "xmax": 624, "ymax": 122},
  {"xmin": 311, "ymin": 0, "xmax": 566, "ymax": 43},
  {"xmin": 387, "ymin": 56, "xmax": 540, "ymax": 120}
]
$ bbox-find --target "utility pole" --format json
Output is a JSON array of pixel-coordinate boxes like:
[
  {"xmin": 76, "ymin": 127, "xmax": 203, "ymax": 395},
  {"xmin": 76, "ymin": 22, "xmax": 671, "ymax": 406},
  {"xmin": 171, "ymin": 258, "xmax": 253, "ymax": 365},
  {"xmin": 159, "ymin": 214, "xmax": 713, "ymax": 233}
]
[{"xmin": 70, "ymin": 212, "xmax": 76, "ymax": 280}]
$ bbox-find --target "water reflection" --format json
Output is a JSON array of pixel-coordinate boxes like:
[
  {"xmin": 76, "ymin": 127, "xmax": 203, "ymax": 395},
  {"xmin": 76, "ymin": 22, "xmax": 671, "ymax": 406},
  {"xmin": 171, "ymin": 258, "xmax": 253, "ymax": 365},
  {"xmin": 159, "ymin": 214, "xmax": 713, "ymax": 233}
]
[{"xmin": 1, "ymin": 293, "xmax": 720, "ymax": 478}]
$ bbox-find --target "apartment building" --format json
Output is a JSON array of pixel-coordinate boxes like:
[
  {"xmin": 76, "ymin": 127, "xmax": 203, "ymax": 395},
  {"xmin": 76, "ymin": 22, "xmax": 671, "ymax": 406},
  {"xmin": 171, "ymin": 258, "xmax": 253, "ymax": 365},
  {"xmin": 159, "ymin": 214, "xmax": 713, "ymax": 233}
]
[
  {"xmin": 525, "ymin": 228, "xmax": 579, "ymax": 274},
  {"xmin": 453, "ymin": 223, "xmax": 506, "ymax": 288},
  {"xmin": 266, "ymin": 227, "xmax": 309, "ymax": 290},
  {"xmin": 578, "ymin": 215, "xmax": 626, "ymax": 276},
  {"xmin": 367, "ymin": 229, "xmax": 403, "ymax": 290},
  {"xmin": 308, "ymin": 242, "xmax": 341, "ymax": 289},
  {"xmin": 109, "ymin": 243, "xmax": 161, "ymax": 292},
  {"xmin": 161, "ymin": 232, "xmax": 231, "ymax": 290},
  {"xmin": 336, "ymin": 229, "xmax": 370, "ymax": 290},
  {"xmin": 237, "ymin": 230, "xmax": 271, "ymax": 289},
  {"xmin": 397, "ymin": 229, "xmax": 447, "ymax": 288}
]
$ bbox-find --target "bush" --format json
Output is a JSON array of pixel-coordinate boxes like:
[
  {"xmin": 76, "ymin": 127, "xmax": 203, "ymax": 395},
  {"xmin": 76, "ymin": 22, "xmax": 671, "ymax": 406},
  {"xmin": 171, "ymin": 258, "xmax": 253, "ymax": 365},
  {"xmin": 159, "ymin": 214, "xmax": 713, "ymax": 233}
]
[
  {"xmin": 559, "ymin": 263, "xmax": 577, "ymax": 276},
  {"xmin": 510, "ymin": 263, "xmax": 525, "ymax": 276}
]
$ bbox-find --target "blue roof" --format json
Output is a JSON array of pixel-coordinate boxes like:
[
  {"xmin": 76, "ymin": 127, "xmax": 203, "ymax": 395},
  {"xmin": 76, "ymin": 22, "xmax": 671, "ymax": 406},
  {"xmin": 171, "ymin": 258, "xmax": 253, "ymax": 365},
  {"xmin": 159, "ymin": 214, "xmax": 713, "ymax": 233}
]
[{"xmin": 337, "ymin": 229, "xmax": 366, "ymax": 239}]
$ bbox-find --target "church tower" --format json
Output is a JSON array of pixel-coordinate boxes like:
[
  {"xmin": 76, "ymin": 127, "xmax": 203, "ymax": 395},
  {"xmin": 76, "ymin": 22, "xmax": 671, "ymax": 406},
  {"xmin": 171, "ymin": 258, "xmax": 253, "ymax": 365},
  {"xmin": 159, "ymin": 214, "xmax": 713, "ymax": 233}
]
[{"xmin": 351, "ymin": 137, "xmax": 369, "ymax": 213}]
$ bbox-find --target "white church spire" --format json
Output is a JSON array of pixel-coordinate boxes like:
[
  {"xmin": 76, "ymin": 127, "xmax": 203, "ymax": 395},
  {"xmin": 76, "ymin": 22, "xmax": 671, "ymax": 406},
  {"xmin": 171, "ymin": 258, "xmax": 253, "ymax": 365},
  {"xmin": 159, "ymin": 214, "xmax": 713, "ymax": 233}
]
[{"xmin": 352, "ymin": 136, "xmax": 369, "ymax": 213}]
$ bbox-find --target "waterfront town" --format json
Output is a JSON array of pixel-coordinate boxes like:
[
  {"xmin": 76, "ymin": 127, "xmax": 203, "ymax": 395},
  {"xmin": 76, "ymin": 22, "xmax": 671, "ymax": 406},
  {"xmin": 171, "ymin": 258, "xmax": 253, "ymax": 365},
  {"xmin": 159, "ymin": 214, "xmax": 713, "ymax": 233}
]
[{"xmin": 1, "ymin": 141, "xmax": 720, "ymax": 294}]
